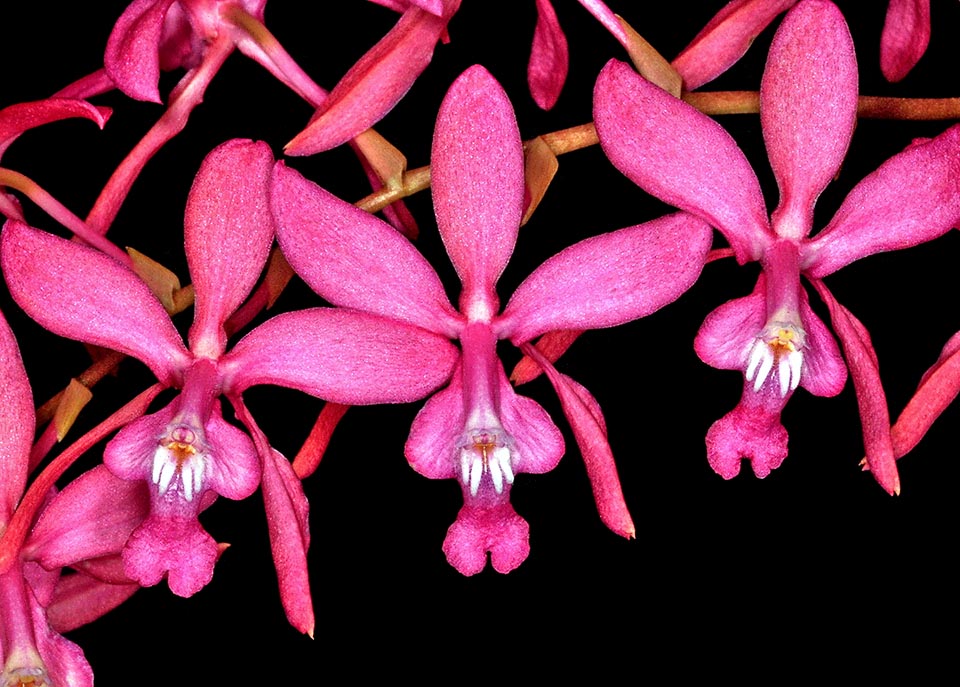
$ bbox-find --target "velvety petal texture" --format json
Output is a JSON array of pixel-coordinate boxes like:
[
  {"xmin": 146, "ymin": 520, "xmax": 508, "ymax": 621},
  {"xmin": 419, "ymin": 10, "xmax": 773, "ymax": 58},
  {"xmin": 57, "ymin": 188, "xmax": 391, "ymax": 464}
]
[
  {"xmin": 594, "ymin": 59, "xmax": 771, "ymax": 263},
  {"xmin": 221, "ymin": 308, "xmax": 459, "ymax": 404},
  {"xmin": 186, "ymin": 139, "xmax": 276, "ymax": 358},
  {"xmin": 105, "ymin": 0, "xmax": 179, "ymax": 102},
  {"xmin": 762, "ymin": 0, "xmax": 857, "ymax": 240},
  {"xmin": 0, "ymin": 99, "xmax": 111, "ymax": 157},
  {"xmin": 432, "ymin": 65, "xmax": 525, "ymax": 313},
  {"xmin": 499, "ymin": 213, "xmax": 712, "ymax": 343},
  {"xmin": 880, "ymin": 0, "xmax": 930, "ymax": 82},
  {"xmin": 803, "ymin": 124, "xmax": 960, "ymax": 278},
  {"xmin": 1, "ymin": 220, "xmax": 191, "ymax": 385},
  {"xmin": 671, "ymin": 0, "xmax": 796, "ymax": 90},
  {"xmin": 528, "ymin": 0, "xmax": 569, "ymax": 110},
  {"xmin": 0, "ymin": 310, "xmax": 33, "ymax": 521},
  {"xmin": 272, "ymin": 162, "xmax": 461, "ymax": 337}
]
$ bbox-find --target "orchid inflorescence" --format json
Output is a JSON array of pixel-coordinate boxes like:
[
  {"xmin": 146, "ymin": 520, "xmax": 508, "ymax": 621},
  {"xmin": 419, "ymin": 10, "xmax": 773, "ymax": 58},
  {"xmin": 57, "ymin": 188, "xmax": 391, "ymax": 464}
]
[{"xmin": 0, "ymin": 0, "xmax": 958, "ymax": 681}]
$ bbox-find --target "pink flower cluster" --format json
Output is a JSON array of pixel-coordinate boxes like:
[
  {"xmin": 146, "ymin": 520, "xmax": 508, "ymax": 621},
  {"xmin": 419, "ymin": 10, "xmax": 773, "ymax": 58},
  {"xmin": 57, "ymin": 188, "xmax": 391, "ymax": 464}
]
[{"xmin": 0, "ymin": 0, "xmax": 957, "ymax": 680}]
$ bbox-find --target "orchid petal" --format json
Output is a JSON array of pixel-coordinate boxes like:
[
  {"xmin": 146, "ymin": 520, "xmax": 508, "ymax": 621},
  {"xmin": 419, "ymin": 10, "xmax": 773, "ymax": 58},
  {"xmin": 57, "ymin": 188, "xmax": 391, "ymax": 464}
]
[
  {"xmin": 695, "ymin": 276, "xmax": 766, "ymax": 371},
  {"xmin": 763, "ymin": 0, "xmax": 857, "ymax": 240},
  {"xmin": 259, "ymin": 446, "xmax": 313, "ymax": 636},
  {"xmin": 47, "ymin": 572, "xmax": 139, "ymax": 634},
  {"xmin": 0, "ymin": 309, "xmax": 33, "ymax": 521},
  {"xmin": 271, "ymin": 162, "xmax": 461, "ymax": 336},
  {"xmin": 186, "ymin": 139, "xmax": 275, "ymax": 358},
  {"xmin": 1, "ymin": 220, "xmax": 190, "ymax": 385},
  {"xmin": 0, "ymin": 99, "xmax": 111, "ymax": 157},
  {"xmin": 797, "ymin": 291, "xmax": 846, "ymax": 397},
  {"xmin": 890, "ymin": 330, "xmax": 960, "ymax": 458},
  {"xmin": 222, "ymin": 308, "xmax": 458, "ymax": 404},
  {"xmin": 810, "ymin": 279, "xmax": 899, "ymax": 495},
  {"xmin": 523, "ymin": 345, "xmax": 634, "ymax": 538},
  {"xmin": 706, "ymin": 381, "xmax": 790, "ymax": 479},
  {"xmin": 499, "ymin": 212, "xmax": 712, "ymax": 343},
  {"xmin": 671, "ymin": 0, "xmax": 796, "ymax": 90},
  {"xmin": 511, "ymin": 329, "xmax": 583, "ymax": 385},
  {"xmin": 593, "ymin": 59, "xmax": 771, "ymax": 263},
  {"xmin": 122, "ymin": 514, "xmax": 218, "ymax": 597},
  {"xmin": 28, "ymin": 587, "xmax": 95, "ymax": 687},
  {"xmin": 284, "ymin": 6, "xmax": 450, "ymax": 155},
  {"xmin": 432, "ymin": 65, "xmax": 525, "ymax": 310},
  {"xmin": 442, "ymin": 502, "xmax": 530, "ymax": 576},
  {"xmin": 202, "ymin": 404, "xmax": 261, "ymax": 500},
  {"xmin": 104, "ymin": 0, "xmax": 179, "ymax": 103},
  {"xmin": 405, "ymin": 368, "xmax": 463, "ymax": 481},
  {"xmin": 528, "ymin": 0, "xmax": 569, "ymax": 110},
  {"xmin": 880, "ymin": 0, "xmax": 930, "ymax": 83},
  {"xmin": 26, "ymin": 466, "xmax": 148, "ymax": 570},
  {"xmin": 804, "ymin": 124, "xmax": 960, "ymax": 277}
]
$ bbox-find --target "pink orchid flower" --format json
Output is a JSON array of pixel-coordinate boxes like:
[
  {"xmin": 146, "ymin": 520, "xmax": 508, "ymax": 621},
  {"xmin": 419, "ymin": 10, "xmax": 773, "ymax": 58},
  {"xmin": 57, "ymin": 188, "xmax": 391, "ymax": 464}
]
[
  {"xmin": 285, "ymin": 0, "xmax": 632, "ymax": 155},
  {"xmin": 594, "ymin": 0, "xmax": 960, "ymax": 494},
  {"xmin": 1, "ymin": 139, "xmax": 459, "ymax": 633},
  {"xmin": 0, "ymin": 309, "xmax": 145, "ymax": 687},
  {"xmin": 273, "ymin": 64, "xmax": 712, "ymax": 574},
  {"xmin": 672, "ymin": 0, "xmax": 930, "ymax": 89}
]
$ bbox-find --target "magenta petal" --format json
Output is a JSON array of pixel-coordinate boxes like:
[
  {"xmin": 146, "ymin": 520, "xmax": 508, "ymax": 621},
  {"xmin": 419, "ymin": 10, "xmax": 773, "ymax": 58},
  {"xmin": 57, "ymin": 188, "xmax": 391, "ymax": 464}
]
[
  {"xmin": 47, "ymin": 572, "xmax": 139, "ymax": 634},
  {"xmin": 499, "ymin": 212, "xmax": 712, "ymax": 343},
  {"xmin": 186, "ymin": 139, "xmax": 275, "ymax": 358},
  {"xmin": 259, "ymin": 447, "xmax": 314, "ymax": 636},
  {"xmin": 811, "ymin": 280, "xmax": 899, "ymax": 494},
  {"xmin": 29, "ymin": 588, "xmax": 95, "ymax": 687},
  {"xmin": 706, "ymin": 381, "xmax": 790, "ymax": 480},
  {"xmin": 528, "ymin": 0, "xmax": 569, "ymax": 110},
  {"xmin": 284, "ymin": 6, "xmax": 449, "ymax": 155},
  {"xmin": 104, "ymin": 0, "xmax": 179, "ymax": 103},
  {"xmin": 103, "ymin": 403, "xmax": 175, "ymax": 482},
  {"xmin": 763, "ymin": 0, "xmax": 857, "ymax": 240},
  {"xmin": 0, "ymin": 309, "xmax": 33, "ymax": 521},
  {"xmin": 880, "ymin": 0, "xmax": 930, "ymax": 83},
  {"xmin": 593, "ymin": 59, "xmax": 771, "ymax": 263},
  {"xmin": 890, "ymin": 331, "xmax": 960, "ymax": 458},
  {"xmin": 122, "ymin": 514, "xmax": 218, "ymax": 596},
  {"xmin": 27, "ymin": 466, "xmax": 148, "ymax": 570},
  {"xmin": 695, "ymin": 277, "xmax": 766, "ymax": 371},
  {"xmin": 1, "ymin": 220, "xmax": 191, "ymax": 385},
  {"xmin": 443, "ymin": 502, "xmax": 530, "ymax": 576},
  {"xmin": 671, "ymin": 0, "xmax": 796, "ymax": 90},
  {"xmin": 271, "ymin": 162, "xmax": 461, "ymax": 336},
  {"xmin": 222, "ymin": 308, "xmax": 458, "ymax": 404},
  {"xmin": 0, "ymin": 99, "xmax": 111, "ymax": 156},
  {"xmin": 804, "ymin": 125, "xmax": 960, "ymax": 278},
  {"xmin": 405, "ymin": 370, "xmax": 462, "ymax": 480},
  {"xmin": 797, "ymin": 291, "xmax": 846, "ymax": 397},
  {"xmin": 432, "ymin": 65, "xmax": 525, "ymax": 306},
  {"xmin": 203, "ymin": 408, "xmax": 261, "ymax": 500},
  {"xmin": 525, "ymin": 345, "xmax": 634, "ymax": 539}
]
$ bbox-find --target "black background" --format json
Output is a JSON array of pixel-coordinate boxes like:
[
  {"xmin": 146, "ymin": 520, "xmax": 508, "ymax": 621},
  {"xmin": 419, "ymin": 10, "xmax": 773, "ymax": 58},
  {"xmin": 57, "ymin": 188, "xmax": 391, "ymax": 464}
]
[{"xmin": 2, "ymin": 1, "xmax": 958, "ymax": 680}]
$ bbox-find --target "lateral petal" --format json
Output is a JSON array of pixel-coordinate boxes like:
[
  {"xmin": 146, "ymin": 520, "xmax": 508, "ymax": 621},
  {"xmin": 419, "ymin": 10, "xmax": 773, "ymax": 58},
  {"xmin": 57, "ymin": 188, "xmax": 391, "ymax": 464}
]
[
  {"xmin": 221, "ymin": 308, "xmax": 458, "ymax": 404},
  {"xmin": 0, "ymin": 309, "xmax": 33, "ymax": 521},
  {"xmin": 880, "ymin": 0, "xmax": 930, "ymax": 83},
  {"xmin": 271, "ymin": 162, "xmax": 460, "ymax": 336},
  {"xmin": 804, "ymin": 124, "xmax": 960, "ymax": 277},
  {"xmin": 104, "ymin": 0, "xmax": 179, "ymax": 103},
  {"xmin": 763, "ymin": 0, "xmax": 857, "ymax": 240},
  {"xmin": 0, "ymin": 99, "xmax": 111, "ymax": 157},
  {"xmin": 1, "ymin": 220, "xmax": 190, "ymax": 385},
  {"xmin": 432, "ymin": 65, "xmax": 525, "ymax": 309},
  {"xmin": 185, "ymin": 139, "xmax": 275, "ymax": 358},
  {"xmin": 46, "ymin": 571, "xmax": 139, "ymax": 634},
  {"xmin": 499, "ymin": 212, "xmax": 712, "ymax": 343},
  {"xmin": 594, "ymin": 59, "xmax": 771, "ymax": 263},
  {"xmin": 528, "ymin": 0, "xmax": 569, "ymax": 110}
]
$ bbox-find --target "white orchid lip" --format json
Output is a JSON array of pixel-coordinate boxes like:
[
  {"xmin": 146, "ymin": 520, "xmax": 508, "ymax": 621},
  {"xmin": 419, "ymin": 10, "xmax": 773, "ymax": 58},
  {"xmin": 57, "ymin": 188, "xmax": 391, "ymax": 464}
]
[
  {"xmin": 745, "ymin": 322, "xmax": 805, "ymax": 397},
  {"xmin": 458, "ymin": 429, "xmax": 516, "ymax": 497},
  {"xmin": 151, "ymin": 423, "xmax": 208, "ymax": 502}
]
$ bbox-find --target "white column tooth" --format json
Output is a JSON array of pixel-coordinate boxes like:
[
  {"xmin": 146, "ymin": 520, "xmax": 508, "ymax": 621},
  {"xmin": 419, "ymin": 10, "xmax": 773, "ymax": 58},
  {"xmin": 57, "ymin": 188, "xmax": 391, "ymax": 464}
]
[
  {"xmin": 490, "ymin": 455, "xmax": 504, "ymax": 494},
  {"xmin": 151, "ymin": 447, "xmax": 166, "ymax": 484},
  {"xmin": 192, "ymin": 459, "xmax": 204, "ymax": 495},
  {"xmin": 460, "ymin": 449, "xmax": 470, "ymax": 485},
  {"xmin": 469, "ymin": 457, "xmax": 483, "ymax": 497},
  {"xmin": 753, "ymin": 348, "xmax": 774, "ymax": 392},
  {"xmin": 158, "ymin": 461, "xmax": 176, "ymax": 495},
  {"xmin": 789, "ymin": 351, "xmax": 803, "ymax": 392},
  {"xmin": 745, "ymin": 341, "xmax": 764, "ymax": 382},
  {"xmin": 495, "ymin": 447, "xmax": 514, "ymax": 484},
  {"xmin": 182, "ymin": 464, "xmax": 194, "ymax": 502},
  {"xmin": 778, "ymin": 358, "xmax": 791, "ymax": 397}
]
